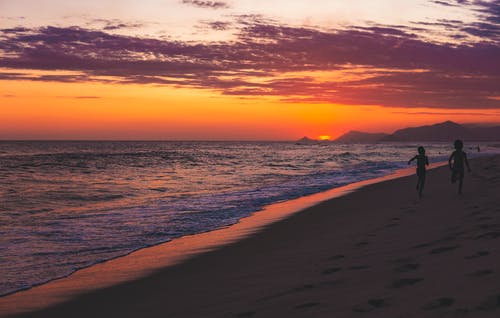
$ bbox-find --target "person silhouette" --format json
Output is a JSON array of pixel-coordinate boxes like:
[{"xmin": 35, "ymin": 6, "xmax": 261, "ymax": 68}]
[
  {"xmin": 448, "ymin": 139, "xmax": 471, "ymax": 194},
  {"xmin": 408, "ymin": 146, "xmax": 429, "ymax": 198}
]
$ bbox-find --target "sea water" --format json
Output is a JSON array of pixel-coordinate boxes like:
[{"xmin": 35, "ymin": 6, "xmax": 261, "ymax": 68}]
[{"xmin": 0, "ymin": 141, "xmax": 494, "ymax": 295}]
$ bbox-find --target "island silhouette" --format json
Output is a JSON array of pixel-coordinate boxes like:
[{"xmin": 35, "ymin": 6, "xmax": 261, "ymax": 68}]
[{"xmin": 331, "ymin": 121, "xmax": 500, "ymax": 143}]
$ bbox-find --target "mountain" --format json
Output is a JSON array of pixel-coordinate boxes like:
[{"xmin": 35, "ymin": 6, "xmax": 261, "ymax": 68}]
[
  {"xmin": 296, "ymin": 136, "xmax": 317, "ymax": 144},
  {"xmin": 382, "ymin": 121, "xmax": 469, "ymax": 142},
  {"xmin": 334, "ymin": 131, "xmax": 389, "ymax": 143},
  {"xmin": 333, "ymin": 121, "xmax": 500, "ymax": 143},
  {"xmin": 469, "ymin": 126, "xmax": 500, "ymax": 141}
]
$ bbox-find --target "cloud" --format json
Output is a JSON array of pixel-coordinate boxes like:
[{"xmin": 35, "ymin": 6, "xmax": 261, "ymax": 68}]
[
  {"xmin": 0, "ymin": 16, "xmax": 499, "ymax": 109},
  {"xmin": 431, "ymin": 0, "xmax": 460, "ymax": 7},
  {"xmin": 391, "ymin": 111, "xmax": 500, "ymax": 116},
  {"xmin": 0, "ymin": 70, "xmax": 105, "ymax": 83},
  {"xmin": 56, "ymin": 95, "xmax": 102, "ymax": 99},
  {"xmin": 0, "ymin": 27, "xmax": 31, "ymax": 33},
  {"xmin": 103, "ymin": 23, "xmax": 143, "ymax": 31},
  {"xmin": 88, "ymin": 18, "xmax": 144, "ymax": 31},
  {"xmin": 204, "ymin": 21, "xmax": 232, "ymax": 31},
  {"xmin": 181, "ymin": 0, "xmax": 229, "ymax": 9},
  {"xmin": 233, "ymin": 70, "xmax": 500, "ymax": 109},
  {"xmin": 0, "ymin": 16, "xmax": 26, "ymax": 21},
  {"xmin": 430, "ymin": 0, "xmax": 500, "ymax": 41}
]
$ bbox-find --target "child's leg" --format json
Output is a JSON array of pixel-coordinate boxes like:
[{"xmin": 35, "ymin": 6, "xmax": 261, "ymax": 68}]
[
  {"xmin": 420, "ymin": 174, "xmax": 426, "ymax": 191},
  {"xmin": 451, "ymin": 169, "xmax": 457, "ymax": 183},
  {"xmin": 418, "ymin": 174, "xmax": 425, "ymax": 198},
  {"xmin": 458, "ymin": 171, "xmax": 464, "ymax": 194}
]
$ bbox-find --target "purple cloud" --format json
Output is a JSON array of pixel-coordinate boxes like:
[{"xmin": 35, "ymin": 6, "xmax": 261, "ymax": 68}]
[
  {"xmin": 0, "ymin": 16, "xmax": 499, "ymax": 109},
  {"xmin": 431, "ymin": 0, "xmax": 460, "ymax": 7},
  {"xmin": 58, "ymin": 96, "xmax": 102, "ymax": 99},
  {"xmin": 181, "ymin": 0, "xmax": 229, "ymax": 9},
  {"xmin": 88, "ymin": 18, "xmax": 144, "ymax": 31},
  {"xmin": 103, "ymin": 23, "xmax": 143, "ymax": 31},
  {"xmin": 204, "ymin": 21, "xmax": 232, "ymax": 31},
  {"xmin": 391, "ymin": 111, "xmax": 500, "ymax": 116},
  {"xmin": 431, "ymin": 0, "xmax": 500, "ymax": 41}
]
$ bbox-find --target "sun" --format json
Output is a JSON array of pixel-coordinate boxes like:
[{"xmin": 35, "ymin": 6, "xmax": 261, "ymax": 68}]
[{"xmin": 318, "ymin": 135, "xmax": 331, "ymax": 141}]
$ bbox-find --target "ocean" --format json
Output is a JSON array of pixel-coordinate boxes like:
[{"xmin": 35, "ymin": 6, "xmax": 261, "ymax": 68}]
[{"xmin": 0, "ymin": 141, "xmax": 494, "ymax": 296}]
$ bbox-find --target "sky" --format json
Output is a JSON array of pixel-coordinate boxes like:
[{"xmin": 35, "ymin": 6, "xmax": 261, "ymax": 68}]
[{"xmin": 1, "ymin": 0, "xmax": 499, "ymax": 140}]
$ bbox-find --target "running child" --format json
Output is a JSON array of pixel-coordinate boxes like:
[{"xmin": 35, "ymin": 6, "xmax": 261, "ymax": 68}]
[
  {"xmin": 449, "ymin": 139, "xmax": 471, "ymax": 194},
  {"xmin": 408, "ymin": 146, "xmax": 429, "ymax": 198}
]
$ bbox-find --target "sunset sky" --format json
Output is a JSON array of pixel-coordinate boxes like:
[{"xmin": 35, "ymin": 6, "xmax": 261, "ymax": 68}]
[{"xmin": 1, "ymin": 0, "xmax": 499, "ymax": 140}]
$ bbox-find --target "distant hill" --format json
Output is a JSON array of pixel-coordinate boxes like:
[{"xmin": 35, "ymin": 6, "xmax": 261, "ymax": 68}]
[
  {"xmin": 334, "ymin": 131, "xmax": 389, "ymax": 143},
  {"xmin": 296, "ymin": 136, "xmax": 317, "ymax": 144},
  {"xmin": 469, "ymin": 126, "xmax": 500, "ymax": 141},
  {"xmin": 334, "ymin": 121, "xmax": 500, "ymax": 143},
  {"xmin": 382, "ymin": 121, "xmax": 469, "ymax": 142}
]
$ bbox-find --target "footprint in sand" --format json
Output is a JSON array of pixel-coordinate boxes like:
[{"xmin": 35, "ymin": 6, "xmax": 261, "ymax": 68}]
[
  {"xmin": 468, "ymin": 211, "xmax": 483, "ymax": 217},
  {"xmin": 368, "ymin": 299, "xmax": 387, "ymax": 308},
  {"xmin": 450, "ymin": 230, "xmax": 468, "ymax": 238},
  {"xmin": 402, "ymin": 208, "xmax": 416, "ymax": 214},
  {"xmin": 388, "ymin": 278, "xmax": 424, "ymax": 288},
  {"xmin": 328, "ymin": 254, "xmax": 345, "ymax": 261},
  {"xmin": 392, "ymin": 257, "xmax": 416, "ymax": 264},
  {"xmin": 352, "ymin": 298, "xmax": 388, "ymax": 312},
  {"xmin": 350, "ymin": 265, "xmax": 371, "ymax": 270},
  {"xmin": 430, "ymin": 245, "xmax": 460, "ymax": 254},
  {"xmin": 386, "ymin": 217, "xmax": 400, "ymax": 227},
  {"xmin": 355, "ymin": 241, "xmax": 369, "ymax": 247},
  {"xmin": 475, "ymin": 293, "xmax": 500, "ymax": 311},
  {"xmin": 295, "ymin": 302, "xmax": 320, "ymax": 309},
  {"xmin": 466, "ymin": 269, "xmax": 494, "ymax": 277},
  {"xmin": 236, "ymin": 311, "xmax": 256, "ymax": 317},
  {"xmin": 257, "ymin": 284, "xmax": 317, "ymax": 302},
  {"xmin": 299, "ymin": 284, "xmax": 316, "ymax": 290},
  {"xmin": 464, "ymin": 251, "xmax": 489, "ymax": 260},
  {"xmin": 394, "ymin": 263, "xmax": 420, "ymax": 273},
  {"xmin": 318, "ymin": 280, "xmax": 344, "ymax": 287},
  {"xmin": 474, "ymin": 231, "xmax": 500, "ymax": 240},
  {"xmin": 413, "ymin": 242, "xmax": 433, "ymax": 249},
  {"xmin": 322, "ymin": 267, "xmax": 342, "ymax": 275},
  {"xmin": 422, "ymin": 297, "xmax": 455, "ymax": 310},
  {"xmin": 478, "ymin": 223, "xmax": 500, "ymax": 230},
  {"xmin": 476, "ymin": 216, "xmax": 493, "ymax": 221}
]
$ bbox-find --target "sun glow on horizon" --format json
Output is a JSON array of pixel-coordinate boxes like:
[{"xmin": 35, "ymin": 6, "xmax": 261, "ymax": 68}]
[{"xmin": 0, "ymin": 0, "xmax": 499, "ymax": 140}]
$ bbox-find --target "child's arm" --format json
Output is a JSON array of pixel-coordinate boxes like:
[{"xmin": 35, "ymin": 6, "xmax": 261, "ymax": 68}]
[
  {"xmin": 425, "ymin": 156, "xmax": 429, "ymax": 166},
  {"xmin": 448, "ymin": 152, "xmax": 455, "ymax": 169},
  {"xmin": 408, "ymin": 155, "xmax": 417, "ymax": 165},
  {"xmin": 464, "ymin": 152, "xmax": 471, "ymax": 172}
]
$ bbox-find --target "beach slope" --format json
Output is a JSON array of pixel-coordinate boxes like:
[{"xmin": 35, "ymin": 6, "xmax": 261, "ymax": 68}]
[{"xmin": 8, "ymin": 155, "xmax": 500, "ymax": 317}]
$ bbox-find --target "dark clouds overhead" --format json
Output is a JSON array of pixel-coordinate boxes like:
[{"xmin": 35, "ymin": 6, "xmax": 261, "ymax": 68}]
[
  {"xmin": 432, "ymin": 0, "xmax": 500, "ymax": 41},
  {"xmin": 0, "ymin": 8, "xmax": 499, "ymax": 109},
  {"xmin": 181, "ymin": 0, "xmax": 230, "ymax": 9}
]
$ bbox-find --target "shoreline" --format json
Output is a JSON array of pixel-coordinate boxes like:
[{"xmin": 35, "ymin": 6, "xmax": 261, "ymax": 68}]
[
  {"xmin": 2, "ymin": 156, "xmax": 499, "ymax": 317},
  {"xmin": 0, "ymin": 162, "xmax": 442, "ymax": 316}
]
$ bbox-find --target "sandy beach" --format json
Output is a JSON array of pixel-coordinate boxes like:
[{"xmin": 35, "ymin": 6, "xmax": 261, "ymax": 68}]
[{"xmin": 3, "ymin": 154, "xmax": 500, "ymax": 318}]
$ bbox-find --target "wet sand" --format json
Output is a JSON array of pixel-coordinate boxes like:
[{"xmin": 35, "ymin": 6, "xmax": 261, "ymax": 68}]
[{"xmin": 3, "ymin": 155, "xmax": 500, "ymax": 318}]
